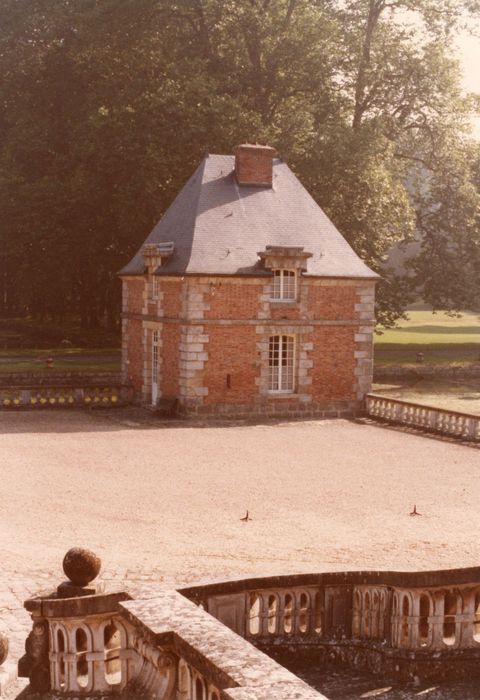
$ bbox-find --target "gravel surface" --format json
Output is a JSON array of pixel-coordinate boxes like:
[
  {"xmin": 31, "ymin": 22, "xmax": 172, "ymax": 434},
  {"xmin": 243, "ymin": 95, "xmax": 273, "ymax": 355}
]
[
  {"xmin": 0, "ymin": 409, "xmax": 479, "ymax": 697},
  {"xmin": 1, "ymin": 409, "xmax": 480, "ymax": 581}
]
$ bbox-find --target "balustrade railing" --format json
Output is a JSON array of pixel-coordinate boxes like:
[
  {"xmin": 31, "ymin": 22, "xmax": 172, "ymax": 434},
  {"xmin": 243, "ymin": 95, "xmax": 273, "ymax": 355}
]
[
  {"xmin": 181, "ymin": 568, "xmax": 480, "ymax": 655},
  {"xmin": 20, "ymin": 551, "xmax": 480, "ymax": 699},
  {"xmin": 366, "ymin": 394, "xmax": 480, "ymax": 440},
  {"xmin": 0, "ymin": 384, "xmax": 132, "ymax": 409},
  {"xmin": 20, "ymin": 548, "xmax": 325, "ymax": 700},
  {"xmin": 246, "ymin": 586, "xmax": 322, "ymax": 641}
]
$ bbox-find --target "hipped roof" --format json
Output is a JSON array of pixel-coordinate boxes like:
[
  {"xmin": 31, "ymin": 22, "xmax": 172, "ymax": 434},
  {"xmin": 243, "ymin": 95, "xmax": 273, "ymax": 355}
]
[{"xmin": 119, "ymin": 154, "xmax": 378, "ymax": 279}]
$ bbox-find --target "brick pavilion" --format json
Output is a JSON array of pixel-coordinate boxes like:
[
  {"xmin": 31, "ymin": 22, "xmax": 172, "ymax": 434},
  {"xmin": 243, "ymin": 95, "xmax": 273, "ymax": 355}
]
[{"xmin": 119, "ymin": 144, "xmax": 378, "ymax": 417}]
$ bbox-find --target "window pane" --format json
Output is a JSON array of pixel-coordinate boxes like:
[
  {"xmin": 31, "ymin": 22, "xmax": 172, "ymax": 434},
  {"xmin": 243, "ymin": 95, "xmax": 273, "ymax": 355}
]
[
  {"xmin": 282, "ymin": 271, "xmax": 296, "ymax": 300},
  {"xmin": 272, "ymin": 270, "xmax": 282, "ymax": 299}
]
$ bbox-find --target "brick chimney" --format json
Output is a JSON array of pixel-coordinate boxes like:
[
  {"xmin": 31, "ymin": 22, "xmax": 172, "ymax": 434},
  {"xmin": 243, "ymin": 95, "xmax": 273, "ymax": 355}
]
[{"xmin": 234, "ymin": 144, "xmax": 276, "ymax": 187}]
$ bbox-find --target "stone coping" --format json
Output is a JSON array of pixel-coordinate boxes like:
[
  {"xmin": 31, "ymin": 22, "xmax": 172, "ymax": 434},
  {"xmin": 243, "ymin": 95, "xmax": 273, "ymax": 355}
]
[
  {"xmin": 119, "ymin": 590, "xmax": 327, "ymax": 699},
  {"xmin": 179, "ymin": 566, "xmax": 480, "ymax": 601},
  {"xmin": 24, "ymin": 591, "xmax": 132, "ymax": 617}
]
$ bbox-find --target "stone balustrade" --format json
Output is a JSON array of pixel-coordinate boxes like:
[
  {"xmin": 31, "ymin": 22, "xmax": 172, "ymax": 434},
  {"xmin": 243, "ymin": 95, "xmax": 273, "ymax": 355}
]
[
  {"xmin": 20, "ymin": 548, "xmax": 326, "ymax": 699},
  {"xmin": 0, "ymin": 384, "xmax": 132, "ymax": 409},
  {"xmin": 366, "ymin": 393, "xmax": 480, "ymax": 440},
  {"xmin": 19, "ymin": 550, "xmax": 480, "ymax": 697},
  {"xmin": 180, "ymin": 567, "xmax": 480, "ymax": 681},
  {"xmin": 120, "ymin": 590, "xmax": 322, "ymax": 699}
]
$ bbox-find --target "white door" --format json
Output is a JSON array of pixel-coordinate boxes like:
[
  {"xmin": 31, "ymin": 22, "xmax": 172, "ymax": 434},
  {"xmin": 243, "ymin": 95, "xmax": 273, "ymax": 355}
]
[{"xmin": 151, "ymin": 330, "xmax": 159, "ymax": 406}]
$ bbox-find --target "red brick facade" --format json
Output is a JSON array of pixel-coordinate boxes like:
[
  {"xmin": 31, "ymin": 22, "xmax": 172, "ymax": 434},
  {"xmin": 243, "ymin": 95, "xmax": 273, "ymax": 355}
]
[{"xmin": 121, "ymin": 275, "xmax": 375, "ymax": 418}]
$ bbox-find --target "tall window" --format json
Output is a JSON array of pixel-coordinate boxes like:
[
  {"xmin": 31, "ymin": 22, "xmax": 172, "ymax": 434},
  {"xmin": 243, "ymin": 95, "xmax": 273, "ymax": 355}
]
[
  {"xmin": 152, "ymin": 331, "xmax": 159, "ymax": 377},
  {"xmin": 151, "ymin": 275, "xmax": 159, "ymax": 299},
  {"xmin": 268, "ymin": 335, "xmax": 295, "ymax": 392},
  {"xmin": 271, "ymin": 269, "xmax": 296, "ymax": 300}
]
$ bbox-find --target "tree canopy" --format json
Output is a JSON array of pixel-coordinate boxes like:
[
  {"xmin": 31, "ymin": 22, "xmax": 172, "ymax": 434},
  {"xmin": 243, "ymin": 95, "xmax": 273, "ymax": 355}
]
[{"xmin": 1, "ymin": 0, "xmax": 479, "ymax": 329}]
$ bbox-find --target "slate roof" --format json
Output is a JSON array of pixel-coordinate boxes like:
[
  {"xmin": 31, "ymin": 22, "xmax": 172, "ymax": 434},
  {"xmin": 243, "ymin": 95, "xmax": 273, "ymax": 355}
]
[{"xmin": 119, "ymin": 155, "xmax": 378, "ymax": 279}]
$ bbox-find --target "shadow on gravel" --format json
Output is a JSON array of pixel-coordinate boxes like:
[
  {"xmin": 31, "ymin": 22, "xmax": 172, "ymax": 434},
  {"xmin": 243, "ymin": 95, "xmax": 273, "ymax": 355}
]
[{"xmin": 0, "ymin": 407, "xmax": 359, "ymax": 434}]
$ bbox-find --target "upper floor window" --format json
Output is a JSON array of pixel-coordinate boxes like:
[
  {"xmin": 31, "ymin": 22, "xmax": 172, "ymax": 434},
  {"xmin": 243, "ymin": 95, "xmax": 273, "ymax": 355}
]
[{"xmin": 271, "ymin": 269, "xmax": 296, "ymax": 301}]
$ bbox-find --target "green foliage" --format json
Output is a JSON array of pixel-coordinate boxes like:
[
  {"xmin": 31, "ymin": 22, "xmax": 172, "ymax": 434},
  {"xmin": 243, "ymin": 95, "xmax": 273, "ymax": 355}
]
[{"xmin": 0, "ymin": 0, "xmax": 479, "ymax": 328}]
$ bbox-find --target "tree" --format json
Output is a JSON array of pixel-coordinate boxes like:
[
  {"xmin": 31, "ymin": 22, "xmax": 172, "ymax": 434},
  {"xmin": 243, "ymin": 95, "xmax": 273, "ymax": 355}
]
[{"xmin": 0, "ymin": 0, "xmax": 478, "ymax": 329}]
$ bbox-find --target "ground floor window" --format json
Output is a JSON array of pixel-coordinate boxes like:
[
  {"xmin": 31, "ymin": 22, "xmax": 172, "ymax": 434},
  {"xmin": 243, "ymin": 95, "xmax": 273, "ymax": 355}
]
[{"xmin": 268, "ymin": 335, "xmax": 295, "ymax": 392}]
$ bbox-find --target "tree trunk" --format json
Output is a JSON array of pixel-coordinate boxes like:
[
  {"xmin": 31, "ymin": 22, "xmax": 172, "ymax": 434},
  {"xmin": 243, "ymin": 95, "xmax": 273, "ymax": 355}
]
[{"xmin": 352, "ymin": 0, "xmax": 384, "ymax": 132}]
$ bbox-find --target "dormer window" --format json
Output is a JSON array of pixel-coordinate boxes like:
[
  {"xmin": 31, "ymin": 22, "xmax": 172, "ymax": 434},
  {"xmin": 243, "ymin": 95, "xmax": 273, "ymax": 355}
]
[
  {"xmin": 271, "ymin": 269, "xmax": 297, "ymax": 301},
  {"xmin": 257, "ymin": 246, "xmax": 312, "ymax": 302}
]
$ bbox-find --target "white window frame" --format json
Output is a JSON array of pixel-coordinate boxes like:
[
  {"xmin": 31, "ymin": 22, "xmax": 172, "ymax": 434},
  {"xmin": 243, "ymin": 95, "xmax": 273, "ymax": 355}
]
[
  {"xmin": 150, "ymin": 275, "xmax": 159, "ymax": 300},
  {"xmin": 268, "ymin": 334, "xmax": 295, "ymax": 393},
  {"xmin": 151, "ymin": 329, "xmax": 160, "ymax": 406},
  {"xmin": 270, "ymin": 269, "xmax": 297, "ymax": 301}
]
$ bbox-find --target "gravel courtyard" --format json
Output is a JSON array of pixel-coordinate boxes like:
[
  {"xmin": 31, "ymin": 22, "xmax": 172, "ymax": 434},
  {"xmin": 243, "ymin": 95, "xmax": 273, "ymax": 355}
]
[
  {"xmin": 1, "ymin": 409, "xmax": 480, "ymax": 581},
  {"xmin": 0, "ymin": 409, "xmax": 479, "ymax": 685}
]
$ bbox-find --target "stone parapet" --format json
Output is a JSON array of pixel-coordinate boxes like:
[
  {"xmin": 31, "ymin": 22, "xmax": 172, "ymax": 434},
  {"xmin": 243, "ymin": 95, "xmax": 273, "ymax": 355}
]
[
  {"xmin": 19, "ymin": 555, "xmax": 480, "ymax": 698},
  {"xmin": 0, "ymin": 371, "xmax": 122, "ymax": 387},
  {"xmin": 121, "ymin": 590, "xmax": 326, "ymax": 699},
  {"xmin": 366, "ymin": 393, "xmax": 480, "ymax": 441},
  {"xmin": 180, "ymin": 566, "xmax": 480, "ymax": 684},
  {"xmin": 374, "ymin": 365, "xmax": 480, "ymax": 380},
  {"xmin": 0, "ymin": 383, "xmax": 133, "ymax": 410}
]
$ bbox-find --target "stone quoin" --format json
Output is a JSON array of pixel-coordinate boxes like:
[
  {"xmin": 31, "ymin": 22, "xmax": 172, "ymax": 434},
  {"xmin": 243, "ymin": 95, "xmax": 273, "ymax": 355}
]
[{"xmin": 119, "ymin": 144, "xmax": 378, "ymax": 417}]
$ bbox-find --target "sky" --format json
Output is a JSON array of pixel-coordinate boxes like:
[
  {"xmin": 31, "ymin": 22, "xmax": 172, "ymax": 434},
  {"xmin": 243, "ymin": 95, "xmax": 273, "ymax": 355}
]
[
  {"xmin": 396, "ymin": 8, "xmax": 480, "ymax": 138},
  {"xmin": 457, "ymin": 30, "xmax": 480, "ymax": 137},
  {"xmin": 459, "ymin": 32, "xmax": 480, "ymax": 94}
]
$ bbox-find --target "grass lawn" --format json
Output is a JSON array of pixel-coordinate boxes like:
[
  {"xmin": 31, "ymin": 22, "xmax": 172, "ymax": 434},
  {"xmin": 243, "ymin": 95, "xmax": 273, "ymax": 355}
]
[
  {"xmin": 0, "ymin": 347, "xmax": 121, "ymax": 373},
  {"xmin": 375, "ymin": 309, "xmax": 480, "ymax": 366}
]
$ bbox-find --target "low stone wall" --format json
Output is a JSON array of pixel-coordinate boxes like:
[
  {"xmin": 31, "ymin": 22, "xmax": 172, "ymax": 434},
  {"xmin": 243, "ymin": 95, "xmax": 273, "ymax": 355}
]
[
  {"xmin": 0, "ymin": 371, "xmax": 121, "ymax": 387},
  {"xmin": 366, "ymin": 393, "xmax": 480, "ymax": 440},
  {"xmin": 374, "ymin": 366, "xmax": 480, "ymax": 381},
  {"xmin": 0, "ymin": 383, "xmax": 132, "ymax": 409},
  {"xmin": 18, "ymin": 560, "xmax": 480, "ymax": 698}
]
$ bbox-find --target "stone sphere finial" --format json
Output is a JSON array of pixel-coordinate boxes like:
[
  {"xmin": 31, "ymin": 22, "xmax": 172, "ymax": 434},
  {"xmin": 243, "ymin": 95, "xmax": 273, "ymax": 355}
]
[
  {"xmin": 0, "ymin": 621, "xmax": 8, "ymax": 666},
  {"xmin": 62, "ymin": 547, "xmax": 101, "ymax": 587}
]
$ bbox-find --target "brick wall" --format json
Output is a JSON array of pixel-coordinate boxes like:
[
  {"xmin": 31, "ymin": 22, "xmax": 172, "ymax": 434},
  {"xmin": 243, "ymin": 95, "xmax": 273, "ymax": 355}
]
[
  {"xmin": 310, "ymin": 327, "xmax": 356, "ymax": 401},
  {"xmin": 160, "ymin": 280, "xmax": 183, "ymax": 318},
  {"xmin": 308, "ymin": 285, "xmax": 356, "ymax": 320},
  {"xmin": 126, "ymin": 278, "xmax": 145, "ymax": 314},
  {"xmin": 161, "ymin": 325, "xmax": 181, "ymax": 398},
  {"xmin": 121, "ymin": 274, "xmax": 376, "ymax": 417},
  {"xmin": 270, "ymin": 304, "xmax": 303, "ymax": 321},
  {"xmin": 206, "ymin": 281, "xmax": 263, "ymax": 320},
  {"xmin": 203, "ymin": 325, "xmax": 258, "ymax": 405}
]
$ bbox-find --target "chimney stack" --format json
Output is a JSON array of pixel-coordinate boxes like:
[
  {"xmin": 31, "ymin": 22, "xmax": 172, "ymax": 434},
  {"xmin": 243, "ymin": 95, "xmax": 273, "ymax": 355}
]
[{"xmin": 234, "ymin": 144, "xmax": 276, "ymax": 187}]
